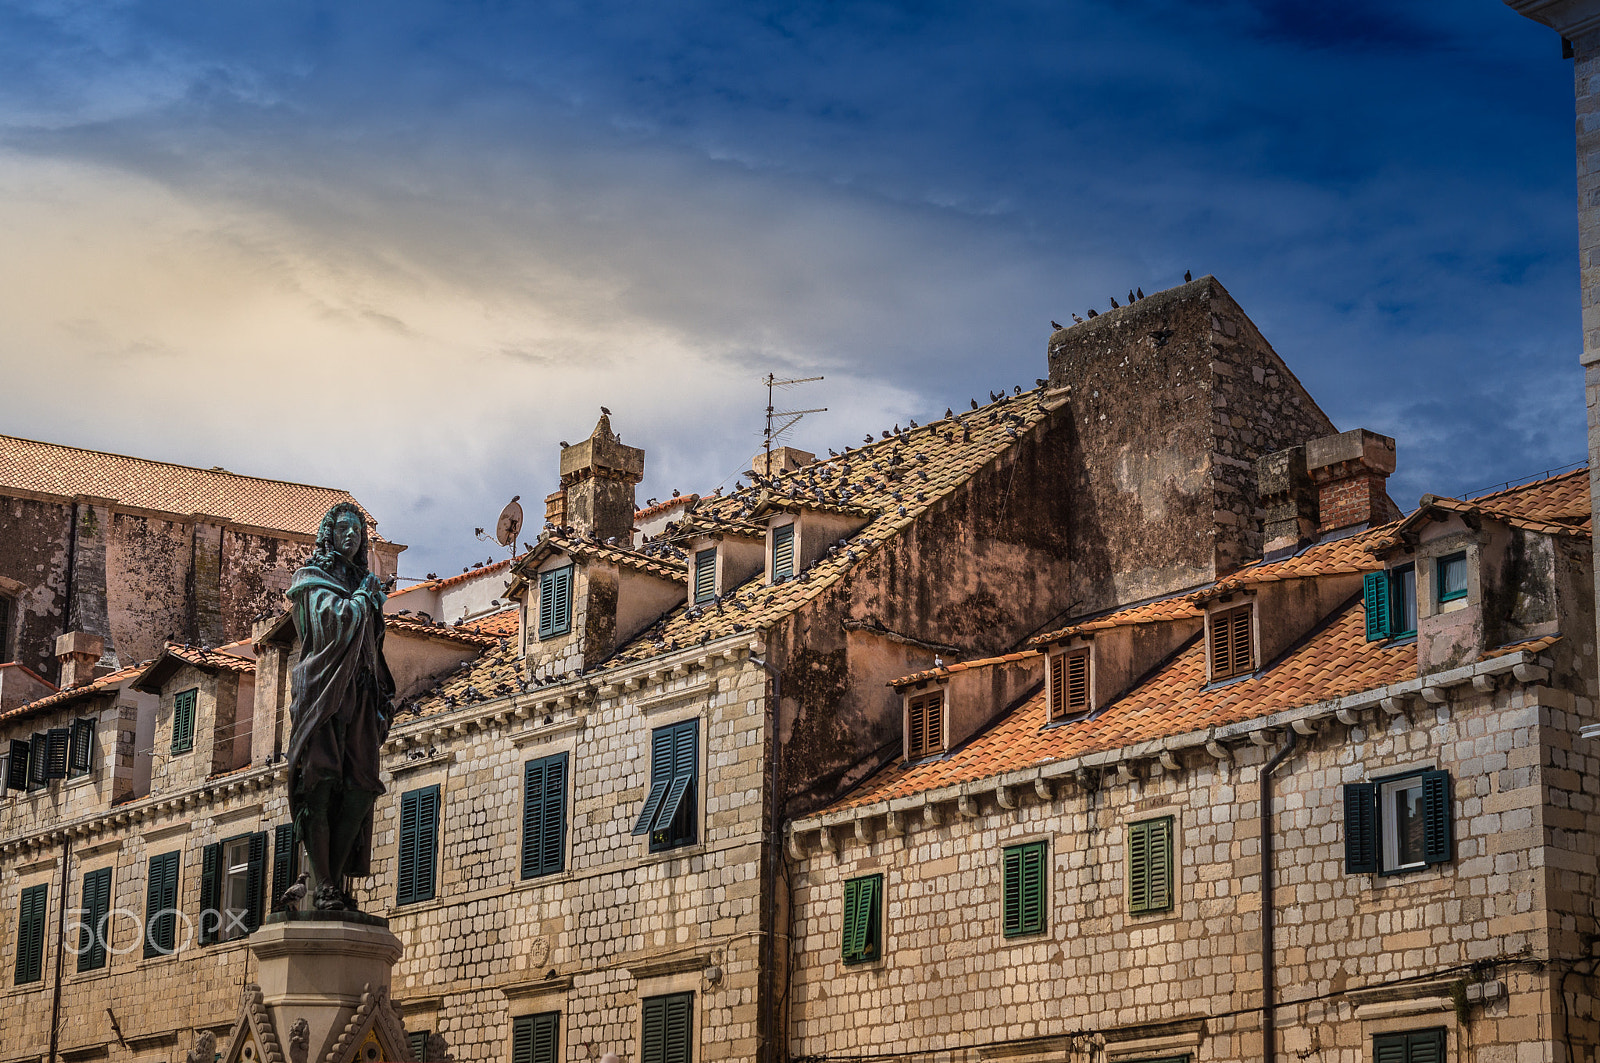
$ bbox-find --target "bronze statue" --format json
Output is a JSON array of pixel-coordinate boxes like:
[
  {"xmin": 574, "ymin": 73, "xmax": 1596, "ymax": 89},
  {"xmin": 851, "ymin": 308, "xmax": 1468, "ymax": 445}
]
[{"xmin": 285, "ymin": 503, "xmax": 394, "ymax": 911}]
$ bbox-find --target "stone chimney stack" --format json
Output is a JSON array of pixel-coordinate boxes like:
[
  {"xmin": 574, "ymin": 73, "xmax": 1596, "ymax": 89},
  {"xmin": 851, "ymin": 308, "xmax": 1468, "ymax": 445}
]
[
  {"xmin": 750, "ymin": 446, "xmax": 815, "ymax": 478},
  {"xmin": 556, "ymin": 415, "xmax": 645, "ymax": 544},
  {"xmin": 55, "ymin": 631, "xmax": 105, "ymax": 688},
  {"xmin": 1255, "ymin": 445, "xmax": 1318, "ymax": 558},
  {"xmin": 1305, "ymin": 428, "xmax": 1400, "ymax": 534}
]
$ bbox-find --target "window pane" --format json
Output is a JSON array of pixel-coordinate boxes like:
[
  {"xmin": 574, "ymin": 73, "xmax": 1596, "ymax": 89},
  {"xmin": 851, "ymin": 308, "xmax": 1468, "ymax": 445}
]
[
  {"xmin": 1438, "ymin": 553, "xmax": 1468, "ymax": 602},
  {"xmin": 1392, "ymin": 566, "xmax": 1416, "ymax": 635},
  {"xmin": 1393, "ymin": 781, "xmax": 1425, "ymax": 868}
]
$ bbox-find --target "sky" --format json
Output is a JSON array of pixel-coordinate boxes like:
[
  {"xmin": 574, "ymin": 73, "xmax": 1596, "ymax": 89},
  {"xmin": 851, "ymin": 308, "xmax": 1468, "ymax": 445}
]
[{"xmin": 0, "ymin": 0, "xmax": 1584, "ymax": 579}]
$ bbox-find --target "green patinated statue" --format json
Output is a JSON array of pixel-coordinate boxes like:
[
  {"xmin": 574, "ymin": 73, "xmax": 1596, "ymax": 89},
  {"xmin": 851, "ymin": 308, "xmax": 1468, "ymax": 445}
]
[{"xmin": 285, "ymin": 503, "xmax": 394, "ymax": 912}]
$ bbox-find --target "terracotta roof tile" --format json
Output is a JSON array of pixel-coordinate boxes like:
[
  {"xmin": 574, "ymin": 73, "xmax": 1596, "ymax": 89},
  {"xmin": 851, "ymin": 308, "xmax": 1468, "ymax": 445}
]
[
  {"xmin": 385, "ymin": 614, "xmax": 500, "ymax": 648},
  {"xmin": 1470, "ymin": 467, "xmax": 1589, "ymax": 526},
  {"xmin": 0, "ymin": 434, "xmax": 379, "ymax": 537},
  {"xmin": 0, "ymin": 662, "xmax": 147, "ymax": 725},
  {"xmin": 636, "ymin": 495, "xmax": 699, "ymax": 522},
  {"xmin": 389, "ymin": 556, "xmax": 520, "ymax": 599},
  {"xmin": 1030, "ymin": 594, "xmax": 1203, "ymax": 647},
  {"xmin": 1480, "ymin": 634, "xmax": 1562, "ymax": 660},
  {"xmin": 459, "ymin": 608, "xmax": 519, "ymax": 639},
  {"xmin": 893, "ymin": 651, "xmax": 1042, "ymax": 688}
]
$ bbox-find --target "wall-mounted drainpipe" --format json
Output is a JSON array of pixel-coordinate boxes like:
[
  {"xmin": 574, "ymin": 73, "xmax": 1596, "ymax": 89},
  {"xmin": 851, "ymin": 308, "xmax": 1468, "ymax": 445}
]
[
  {"xmin": 49, "ymin": 834, "xmax": 71, "ymax": 1063},
  {"xmin": 750, "ymin": 654, "xmax": 783, "ymax": 1063},
  {"xmin": 1261, "ymin": 729, "xmax": 1297, "ymax": 1063}
]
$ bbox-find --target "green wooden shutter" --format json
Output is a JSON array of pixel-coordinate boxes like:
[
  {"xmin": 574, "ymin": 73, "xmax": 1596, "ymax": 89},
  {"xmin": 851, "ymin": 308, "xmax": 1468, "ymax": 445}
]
[
  {"xmin": 842, "ymin": 874, "xmax": 882, "ymax": 963},
  {"xmin": 29, "ymin": 732, "xmax": 47, "ymax": 788},
  {"xmin": 522, "ymin": 754, "xmax": 568, "ymax": 878},
  {"xmin": 772, "ymin": 524, "xmax": 794, "ymax": 580},
  {"xmin": 538, "ymin": 570, "xmax": 557, "ymax": 639},
  {"xmin": 172, "ymin": 689, "xmax": 197, "ymax": 753},
  {"xmin": 397, "ymin": 785, "xmax": 441, "ymax": 906},
  {"xmin": 144, "ymin": 851, "xmax": 180, "ymax": 957},
  {"xmin": 632, "ymin": 727, "xmax": 675, "ymax": 836},
  {"xmin": 1128, "ymin": 821, "xmax": 1149, "ymax": 913},
  {"xmin": 78, "ymin": 867, "xmax": 112, "ymax": 972},
  {"xmin": 650, "ymin": 720, "xmax": 698, "ymax": 848},
  {"xmin": 398, "ymin": 789, "xmax": 420, "ymax": 905},
  {"xmin": 531, "ymin": 1013, "xmax": 559, "ymax": 1063},
  {"xmin": 6, "ymin": 738, "xmax": 28, "ymax": 791},
  {"xmin": 199, "ymin": 842, "xmax": 222, "ymax": 945},
  {"xmin": 272, "ymin": 823, "xmax": 299, "ymax": 913},
  {"xmin": 1002, "ymin": 842, "xmax": 1045, "ymax": 936},
  {"xmin": 641, "ymin": 997, "xmax": 666, "ymax": 1063},
  {"xmin": 15, "ymin": 883, "xmax": 48, "ymax": 983},
  {"xmin": 1344, "ymin": 782, "xmax": 1378, "ymax": 874},
  {"xmin": 663, "ymin": 993, "xmax": 692, "ymax": 1063},
  {"xmin": 245, "ymin": 832, "xmax": 268, "ymax": 931},
  {"xmin": 1407, "ymin": 1028, "xmax": 1446, "ymax": 1063},
  {"xmin": 44, "ymin": 727, "xmax": 69, "ymax": 780},
  {"xmin": 1003, "ymin": 845, "xmax": 1023, "ymax": 935},
  {"xmin": 694, "ymin": 548, "xmax": 717, "ymax": 603},
  {"xmin": 1421, "ymin": 771, "xmax": 1453, "ymax": 865},
  {"xmin": 1129, "ymin": 818, "xmax": 1173, "ymax": 914},
  {"xmin": 69, "ymin": 718, "xmax": 95, "ymax": 775},
  {"xmin": 511, "ymin": 1017, "xmax": 532, "ymax": 1063},
  {"xmin": 554, "ymin": 568, "xmax": 572, "ymax": 634},
  {"xmin": 408, "ymin": 1031, "xmax": 430, "ymax": 1063},
  {"xmin": 1364, "ymin": 571, "xmax": 1391, "ymax": 641}
]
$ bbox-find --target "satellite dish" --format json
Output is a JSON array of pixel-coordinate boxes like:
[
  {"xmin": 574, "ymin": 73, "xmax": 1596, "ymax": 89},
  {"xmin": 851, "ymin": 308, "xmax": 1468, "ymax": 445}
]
[{"xmin": 495, "ymin": 497, "xmax": 524, "ymax": 547}]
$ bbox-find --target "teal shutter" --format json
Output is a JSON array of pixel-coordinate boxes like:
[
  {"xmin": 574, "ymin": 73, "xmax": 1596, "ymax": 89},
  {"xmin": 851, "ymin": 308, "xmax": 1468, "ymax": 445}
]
[
  {"xmin": 271, "ymin": 823, "xmax": 299, "ymax": 912},
  {"xmin": 199, "ymin": 842, "xmax": 222, "ymax": 944},
  {"xmin": 538, "ymin": 567, "xmax": 574, "ymax": 638},
  {"xmin": 1129, "ymin": 818, "xmax": 1174, "ymax": 914},
  {"xmin": 1002, "ymin": 842, "xmax": 1046, "ymax": 936},
  {"xmin": 398, "ymin": 786, "xmax": 440, "ymax": 905},
  {"xmin": 69, "ymin": 718, "xmax": 95, "ymax": 775},
  {"xmin": 1363, "ymin": 571, "xmax": 1390, "ymax": 641},
  {"xmin": 522, "ymin": 753, "xmax": 568, "ymax": 878},
  {"xmin": 144, "ymin": 851, "xmax": 180, "ymax": 957},
  {"xmin": 78, "ymin": 867, "xmax": 112, "ymax": 972},
  {"xmin": 632, "ymin": 728, "xmax": 675, "ymax": 836},
  {"xmin": 409, "ymin": 1031, "xmax": 430, "ymax": 1063},
  {"xmin": 842, "ymin": 874, "xmax": 883, "ymax": 963},
  {"xmin": 1421, "ymin": 771, "xmax": 1453, "ymax": 865},
  {"xmin": 398, "ymin": 790, "xmax": 419, "ymax": 904},
  {"xmin": 6, "ymin": 738, "xmax": 28, "ymax": 791},
  {"xmin": 172, "ymin": 689, "xmax": 197, "ymax": 753},
  {"xmin": 15, "ymin": 883, "xmax": 48, "ymax": 983},
  {"xmin": 44, "ymin": 728, "xmax": 69, "ymax": 780},
  {"xmin": 538, "ymin": 571, "xmax": 556, "ymax": 638},
  {"xmin": 245, "ymin": 832, "xmax": 268, "ymax": 931},
  {"xmin": 694, "ymin": 548, "xmax": 717, "ymax": 603},
  {"xmin": 772, "ymin": 524, "xmax": 795, "ymax": 580},
  {"xmin": 1344, "ymin": 782, "xmax": 1378, "ymax": 873},
  {"xmin": 651, "ymin": 720, "xmax": 698, "ymax": 849}
]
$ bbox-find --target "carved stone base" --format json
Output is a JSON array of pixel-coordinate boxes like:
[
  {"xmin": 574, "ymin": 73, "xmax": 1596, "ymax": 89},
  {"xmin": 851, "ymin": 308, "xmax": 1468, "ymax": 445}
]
[{"xmin": 214, "ymin": 917, "xmax": 411, "ymax": 1063}]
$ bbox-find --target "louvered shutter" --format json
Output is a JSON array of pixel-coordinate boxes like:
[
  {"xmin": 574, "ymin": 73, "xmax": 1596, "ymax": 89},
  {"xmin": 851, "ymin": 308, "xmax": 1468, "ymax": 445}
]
[
  {"xmin": 632, "ymin": 727, "xmax": 675, "ymax": 836},
  {"xmin": 663, "ymin": 994, "xmax": 693, "ymax": 1063},
  {"xmin": 538, "ymin": 571, "xmax": 557, "ymax": 639},
  {"xmin": 522, "ymin": 754, "xmax": 567, "ymax": 878},
  {"xmin": 1128, "ymin": 821, "xmax": 1150, "ymax": 912},
  {"xmin": 1048, "ymin": 653, "xmax": 1066, "ymax": 719},
  {"xmin": 1343, "ymin": 783, "xmax": 1377, "ymax": 873},
  {"xmin": 414, "ymin": 786, "xmax": 439, "ymax": 902},
  {"xmin": 29, "ymin": 732, "xmax": 48, "ymax": 788},
  {"xmin": 772, "ymin": 524, "xmax": 794, "ymax": 580},
  {"xmin": 553, "ymin": 568, "xmax": 572, "ymax": 634},
  {"xmin": 1229, "ymin": 609, "xmax": 1252, "ymax": 674},
  {"xmin": 842, "ymin": 875, "xmax": 882, "ymax": 962},
  {"xmin": 906, "ymin": 695, "xmax": 925, "ymax": 758},
  {"xmin": 6, "ymin": 738, "xmax": 28, "ymax": 791},
  {"xmin": 272, "ymin": 823, "xmax": 299, "ymax": 912},
  {"xmin": 1002, "ymin": 845, "xmax": 1024, "ymax": 936},
  {"xmin": 44, "ymin": 728, "xmax": 70, "ymax": 780},
  {"xmin": 15, "ymin": 883, "xmax": 47, "ymax": 983},
  {"xmin": 199, "ymin": 842, "xmax": 222, "ymax": 945},
  {"xmin": 652, "ymin": 721, "xmax": 698, "ymax": 842},
  {"xmin": 521, "ymin": 758, "xmax": 544, "ymax": 878},
  {"xmin": 398, "ymin": 789, "xmax": 420, "ymax": 904},
  {"xmin": 641, "ymin": 997, "xmax": 665, "ymax": 1063},
  {"xmin": 1145, "ymin": 818, "xmax": 1172, "ymax": 912},
  {"xmin": 511, "ymin": 1017, "xmax": 533, "ymax": 1063},
  {"xmin": 1019, "ymin": 843, "xmax": 1046, "ymax": 934},
  {"xmin": 907, "ymin": 692, "xmax": 943, "ymax": 757},
  {"xmin": 409, "ymin": 1031, "xmax": 430, "ymax": 1063},
  {"xmin": 79, "ymin": 867, "xmax": 112, "ymax": 972},
  {"xmin": 69, "ymin": 718, "xmax": 95, "ymax": 774},
  {"xmin": 1364, "ymin": 571, "xmax": 1391, "ymax": 642},
  {"xmin": 144, "ymin": 851, "xmax": 179, "ymax": 957},
  {"xmin": 1373, "ymin": 1031, "xmax": 1413, "ymax": 1063},
  {"xmin": 1407, "ymin": 1028, "xmax": 1446, "ymax": 1063},
  {"xmin": 1066, "ymin": 652, "xmax": 1089, "ymax": 712},
  {"xmin": 245, "ymin": 832, "xmax": 267, "ymax": 931},
  {"xmin": 1421, "ymin": 771, "xmax": 1453, "ymax": 865},
  {"xmin": 172, "ymin": 689, "xmax": 197, "ymax": 753},
  {"xmin": 530, "ymin": 1012, "xmax": 559, "ymax": 1063},
  {"xmin": 694, "ymin": 549, "xmax": 716, "ymax": 603}
]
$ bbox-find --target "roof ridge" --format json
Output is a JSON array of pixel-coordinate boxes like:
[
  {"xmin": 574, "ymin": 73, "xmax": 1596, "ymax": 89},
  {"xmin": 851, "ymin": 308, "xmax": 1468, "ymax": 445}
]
[
  {"xmin": 1467, "ymin": 464, "xmax": 1589, "ymax": 503},
  {"xmin": 0, "ymin": 432, "xmax": 357, "ymax": 496}
]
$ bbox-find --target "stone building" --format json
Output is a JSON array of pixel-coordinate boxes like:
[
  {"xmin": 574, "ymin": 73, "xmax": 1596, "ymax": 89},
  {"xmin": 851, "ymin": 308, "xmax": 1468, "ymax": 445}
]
[
  {"xmin": 0, "ymin": 276, "xmax": 1539, "ymax": 1063},
  {"xmin": 0, "ymin": 434, "xmax": 401, "ymax": 684}
]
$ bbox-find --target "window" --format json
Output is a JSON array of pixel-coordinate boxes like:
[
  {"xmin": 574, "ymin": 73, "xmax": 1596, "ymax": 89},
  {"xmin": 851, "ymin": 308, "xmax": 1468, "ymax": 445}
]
[
  {"xmin": 397, "ymin": 785, "xmax": 441, "ymax": 905},
  {"xmin": 906, "ymin": 690, "xmax": 945, "ymax": 760},
  {"xmin": 1002, "ymin": 841, "xmax": 1046, "ymax": 937},
  {"xmin": 78, "ymin": 867, "xmax": 112, "ymax": 972},
  {"xmin": 1128, "ymin": 816, "xmax": 1174, "ymax": 915},
  {"xmin": 632, "ymin": 719, "xmax": 698, "ymax": 852},
  {"xmin": 842, "ymin": 874, "xmax": 883, "ymax": 964},
  {"xmin": 409, "ymin": 1032, "xmax": 433, "ymax": 1063},
  {"xmin": 171, "ymin": 688, "xmax": 197, "ymax": 754},
  {"xmin": 144, "ymin": 850, "xmax": 181, "ymax": 958},
  {"xmin": 1049, "ymin": 649, "xmax": 1090, "ymax": 720},
  {"xmin": 1373, "ymin": 1027, "xmax": 1445, "ymax": 1063},
  {"xmin": 28, "ymin": 732, "xmax": 48, "ymax": 790},
  {"xmin": 40, "ymin": 727, "xmax": 70, "ymax": 782},
  {"xmin": 641, "ymin": 993, "xmax": 693, "ymax": 1063},
  {"xmin": 69, "ymin": 717, "xmax": 94, "ymax": 776},
  {"xmin": 6, "ymin": 737, "xmax": 29, "ymax": 792},
  {"xmin": 537, "ymin": 566, "xmax": 574, "ymax": 640},
  {"xmin": 200, "ymin": 832, "xmax": 266, "ymax": 943},
  {"xmin": 693, "ymin": 548, "xmax": 716, "ymax": 603},
  {"xmin": 511, "ymin": 1012, "xmax": 559, "ymax": 1063},
  {"xmin": 521, "ymin": 752, "xmax": 568, "ymax": 878},
  {"xmin": 14, "ymin": 883, "xmax": 47, "ymax": 984},
  {"xmin": 771, "ymin": 523, "xmax": 795, "ymax": 581},
  {"xmin": 271, "ymin": 823, "xmax": 301, "ymax": 913},
  {"xmin": 1344, "ymin": 770, "xmax": 1452, "ymax": 875},
  {"xmin": 1437, "ymin": 552, "xmax": 1468, "ymax": 605},
  {"xmin": 1208, "ymin": 605, "xmax": 1253, "ymax": 681},
  {"xmin": 1364, "ymin": 565, "xmax": 1417, "ymax": 641}
]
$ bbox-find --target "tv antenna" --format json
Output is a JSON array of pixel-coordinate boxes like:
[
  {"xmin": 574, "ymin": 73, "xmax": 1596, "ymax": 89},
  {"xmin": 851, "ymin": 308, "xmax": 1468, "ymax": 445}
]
[{"xmin": 762, "ymin": 373, "xmax": 826, "ymax": 476}]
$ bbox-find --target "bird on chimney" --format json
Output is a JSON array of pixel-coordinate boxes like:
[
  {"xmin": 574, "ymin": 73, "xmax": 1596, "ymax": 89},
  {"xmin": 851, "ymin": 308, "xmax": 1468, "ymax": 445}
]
[
  {"xmin": 601, "ymin": 406, "xmax": 611, "ymax": 416},
  {"xmin": 559, "ymin": 441, "xmax": 569, "ymax": 448}
]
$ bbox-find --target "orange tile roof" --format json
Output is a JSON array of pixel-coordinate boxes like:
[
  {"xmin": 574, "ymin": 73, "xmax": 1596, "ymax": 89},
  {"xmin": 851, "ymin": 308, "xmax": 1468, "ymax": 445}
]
[
  {"xmin": 636, "ymin": 494, "xmax": 699, "ymax": 522},
  {"xmin": 516, "ymin": 531, "xmax": 689, "ymax": 585},
  {"xmin": 385, "ymin": 613, "xmax": 501, "ymax": 648},
  {"xmin": 390, "ymin": 556, "xmax": 520, "ymax": 599},
  {"xmin": 830, "ymin": 598, "xmax": 1418, "ymax": 812},
  {"xmin": 893, "ymin": 650, "xmax": 1042, "ymax": 688},
  {"xmin": 459, "ymin": 608, "xmax": 519, "ymax": 639},
  {"xmin": 1030, "ymin": 593, "xmax": 1204, "ymax": 647},
  {"xmin": 1480, "ymin": 634, "xmax": 1562, "ymax": 660},
  {"xmin": 0, "ymin": 434, "xmax": 380, "ymax": 537},
  {"xmin": 1366, "ymin": 488, "xmax": 1592, "ymax": 556},
  {"xmin": 1470, "ymin": 467, "xmax": 1589, "ymax": 526},
  {"xmin": 1190, "ymin": 525, "xmax": 1391, "ymax": 602},
  {"xmin": 0, "ymin": 662, "xmax": 147, "ymax": 725}
]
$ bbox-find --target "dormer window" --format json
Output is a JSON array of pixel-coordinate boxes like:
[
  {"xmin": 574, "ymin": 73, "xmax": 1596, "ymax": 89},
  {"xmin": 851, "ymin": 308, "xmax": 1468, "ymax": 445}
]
[
  {"xmin": 1048, "ymin": 648, "xmax": 1090, "ymax": 720},
  {"xmin": 771, "ymin": 523, "xmax": 795, "ymax": 581},
  {"xmin": 537, "ymin": 565, "xmax": 574, "ymax": 639},
  {"xmin": 1208, "ymin": 604, "xmax": 1254, "ymax": 682},
  {"xmin": 1436, "ymin": 552, "xmax": 1468, "ymax": 607},
  {"xmin": 906, "ymin": 688, "xmax": 945, "ymax": 760},
  {"xmin": 1363, "ymin": 564, "xmax": 1417, "ymax": 642},
  {"xmin": 693, "ymin": 548, "xmax": 717, "ymax": 603}
]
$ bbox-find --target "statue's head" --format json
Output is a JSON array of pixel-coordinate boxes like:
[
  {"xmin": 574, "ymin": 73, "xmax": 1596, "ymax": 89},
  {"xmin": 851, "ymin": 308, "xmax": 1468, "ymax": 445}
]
[{"xmin": 310, "ymin": 502, "xmax": 371, "ymax": 578}]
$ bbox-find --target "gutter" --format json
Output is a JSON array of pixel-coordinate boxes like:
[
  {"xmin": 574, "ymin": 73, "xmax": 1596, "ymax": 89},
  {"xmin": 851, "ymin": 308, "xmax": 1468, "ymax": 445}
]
[{"xmin": 1260, "ymin": 729, "xmax": 1297, "ymax": 1063}]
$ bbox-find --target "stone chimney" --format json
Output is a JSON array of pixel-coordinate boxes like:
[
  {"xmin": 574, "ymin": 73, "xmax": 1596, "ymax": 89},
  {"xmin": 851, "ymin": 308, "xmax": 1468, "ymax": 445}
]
[
  {"xmin": 750, "ymin": 447, "xmax": 815, "ymax": 478},
  {"xmin": 55, "ymin": 631, "xmax": 105, "ymax": 688},
  {"xmin": 556, "ymin": 415, "xmax": 645, "ymax": 544},
  {"xmin": 1255, "ymin": 445, "xmax": 1318, "ymax": 559},
  {"xmin": 1305, "ymin": 428, "xmax": 1400, "ymax": 534}
]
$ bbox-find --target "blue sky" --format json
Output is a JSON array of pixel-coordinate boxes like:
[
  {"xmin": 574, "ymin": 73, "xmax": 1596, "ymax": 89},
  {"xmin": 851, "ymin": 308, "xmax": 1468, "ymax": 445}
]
[{"xmin": 0, "ymin": 1, "xmax": 1582, "ymax": 577}]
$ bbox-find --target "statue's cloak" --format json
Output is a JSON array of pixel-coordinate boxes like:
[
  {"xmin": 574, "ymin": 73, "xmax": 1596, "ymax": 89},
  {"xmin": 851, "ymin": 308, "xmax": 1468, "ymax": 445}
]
[{"xmin": 284, "ymin": 564, "xmax": 394, "ymax": 877}]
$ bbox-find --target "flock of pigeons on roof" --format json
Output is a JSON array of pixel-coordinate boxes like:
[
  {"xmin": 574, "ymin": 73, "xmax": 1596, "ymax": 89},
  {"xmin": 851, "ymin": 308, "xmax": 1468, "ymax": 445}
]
[{"xmin": 1052, "ymin": 269, "xmax": 1192, "ymax": 329}]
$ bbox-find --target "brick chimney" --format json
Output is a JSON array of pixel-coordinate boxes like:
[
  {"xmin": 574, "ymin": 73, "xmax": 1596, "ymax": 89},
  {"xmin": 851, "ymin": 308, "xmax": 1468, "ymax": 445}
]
[
  {"xmin": 55, "ymin": 631, "xmax": 105, "ymax": 688},
  {"xmin": 1305, "ymin": 429, "xmax": 1400, "ymax": 534},
  {"xmin": 556, "ymin": 415, "xmax": 645, "ymax": 544},
  {"xmin": 1255, "ymin": 445, "xmax": 1318, "ymax": 559},
  {"xmin": 750, "ymin": 447, "xmax": 815, "ymax": 478}
]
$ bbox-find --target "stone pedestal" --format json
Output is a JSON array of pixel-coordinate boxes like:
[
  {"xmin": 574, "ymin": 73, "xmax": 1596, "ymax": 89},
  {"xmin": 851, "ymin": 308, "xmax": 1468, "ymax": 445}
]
[{"xmin": 214, "ymin": 914, "xmax": 412, "ymax": 1063}]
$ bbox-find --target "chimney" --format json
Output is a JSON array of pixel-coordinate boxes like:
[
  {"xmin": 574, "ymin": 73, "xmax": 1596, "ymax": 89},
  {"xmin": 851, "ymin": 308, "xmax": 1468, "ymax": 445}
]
[
  {"xmin": 557, "ymin": 415, "xmax": 645, "ymax": 544},
  {"xmin": 55, "ymin": 631, "xmax": 105, "ymax": 688},
  {"xmin": 1305, "ymin": 428, "xmax": 1400, "ymax": 534},
  {"xmin": 544, "ymin": 490, "xmax": 567, "ymax": 529},
  {"xmin": 750, "ymin": 447, "xmax": 815, "ymax": 478},
  {"xmin": 1255, "ymin": 445, "xmax": 1318, "ymax": 559}
]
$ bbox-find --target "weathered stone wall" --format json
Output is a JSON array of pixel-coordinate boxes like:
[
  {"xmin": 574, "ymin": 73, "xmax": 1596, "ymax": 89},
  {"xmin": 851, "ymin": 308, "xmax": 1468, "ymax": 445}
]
[{"xmin": 0, "ymin": 495, "xmax": 74, "ymax": 681}]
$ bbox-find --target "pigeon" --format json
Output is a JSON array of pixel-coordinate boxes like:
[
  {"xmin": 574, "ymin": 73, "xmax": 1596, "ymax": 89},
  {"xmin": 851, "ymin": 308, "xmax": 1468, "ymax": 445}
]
[
  {"xmin": 1136, "ymin": 287, "xmax": 1144, "ymax": 299},
  {"xmin": 944, "ymin": 407, "xmax": 953, "ymax": 419},
  {"xmin": 601, "ymin": 405, "xmax": 611, "ymax": 416},
  {"xmin": 279, "ymin": 872, "xmax": 309, "ymax": 909},
  {"xmin": 1087, "ymin": 308, "xmax": 1098, "ymax": 318},
  {"xmin": 828, "ymin": 448, "xmax": 838, "ymax": 457},
  {"xmin": 1185, "ymin": 270, "xmax": 1192, "ymax": 282},
  {"xmin": 1051, "ymin": 320, "xmax": 1063, "ymax": 330},
  {"xmin": 1072, "ymin": 313, "xmax": 1084, "ymax": 323},
  {"xmin": 1109, "ymin": 296, "xmax": 1120, "ymax": 308},
  {"xmin": 1128, "ymin": 290, "xmax": 1135, "ymax": 304},
  {"xmin": 1036, "ymin": 378, "xmax": 1048, "ymax": 387},
  {"xmin": 970, "ymin": 398, "xmax": 979, "ymax": 410},
  {"xmin": 560, "ymin": 441, "xmax": 569, "ymax": 448}
]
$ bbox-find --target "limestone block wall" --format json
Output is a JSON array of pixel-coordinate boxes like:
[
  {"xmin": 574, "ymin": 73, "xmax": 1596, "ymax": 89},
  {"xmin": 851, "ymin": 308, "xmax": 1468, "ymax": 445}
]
[{"xmin": 787, "ymin": 677, "xmax": 1594, "ymax": 1062}]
